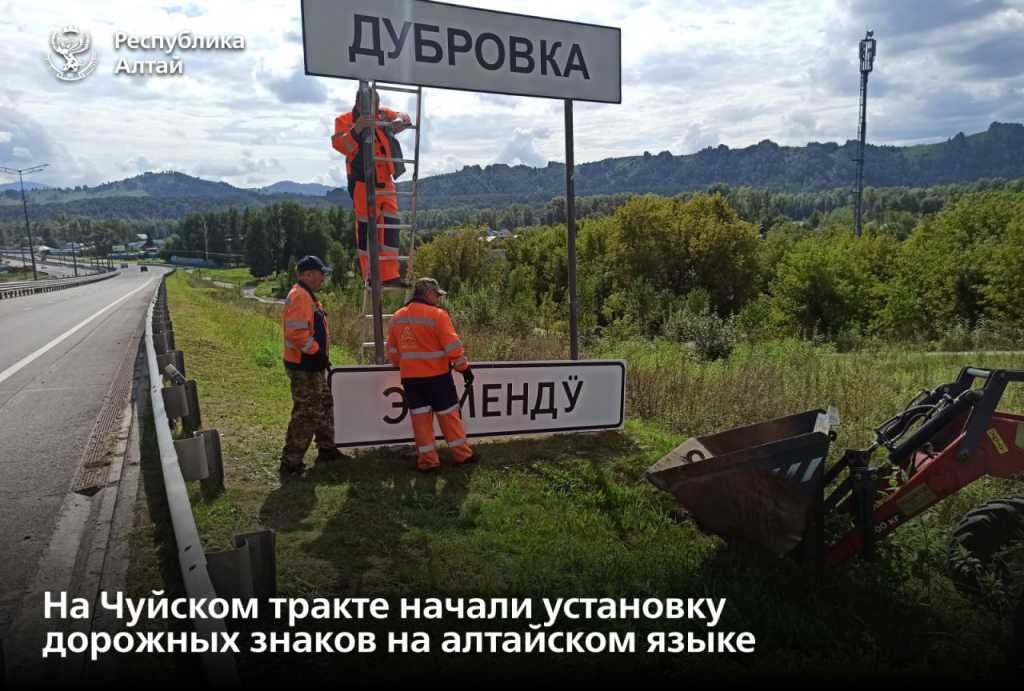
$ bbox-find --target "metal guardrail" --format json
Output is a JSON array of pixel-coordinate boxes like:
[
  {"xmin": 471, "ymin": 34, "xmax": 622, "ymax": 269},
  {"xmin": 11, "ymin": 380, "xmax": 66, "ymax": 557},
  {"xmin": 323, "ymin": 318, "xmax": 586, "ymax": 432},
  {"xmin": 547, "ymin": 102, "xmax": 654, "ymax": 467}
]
[
  {"xmin": 145, "ymin": 274, "xmax": 276, "ymax": 685},
  {"xmin": 0, "ymin": 270, "xmax": 118, "ymax": 300}
]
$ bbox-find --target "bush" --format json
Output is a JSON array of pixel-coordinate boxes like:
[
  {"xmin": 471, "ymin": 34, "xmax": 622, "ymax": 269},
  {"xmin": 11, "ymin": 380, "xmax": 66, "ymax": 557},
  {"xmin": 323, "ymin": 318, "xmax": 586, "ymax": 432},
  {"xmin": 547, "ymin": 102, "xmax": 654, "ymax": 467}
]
[
  {"xmin": 663, "ymin": 305, "xmax": 737, "ymax": 361},
  {"xmin": 608, "ymin": 193, "xmax": 762, "ymax": 315},
  {"xmin": 412, "ymin": 227, "xmax": 495, "ymax": 292}
]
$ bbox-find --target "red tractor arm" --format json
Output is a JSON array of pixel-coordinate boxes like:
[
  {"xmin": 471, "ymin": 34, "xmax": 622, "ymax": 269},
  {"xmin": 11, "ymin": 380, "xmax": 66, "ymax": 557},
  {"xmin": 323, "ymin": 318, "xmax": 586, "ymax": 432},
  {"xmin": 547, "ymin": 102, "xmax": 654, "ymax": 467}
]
[{"xmin": 823, "ymin": 368, "xmax": 1024, "ymax": 568}]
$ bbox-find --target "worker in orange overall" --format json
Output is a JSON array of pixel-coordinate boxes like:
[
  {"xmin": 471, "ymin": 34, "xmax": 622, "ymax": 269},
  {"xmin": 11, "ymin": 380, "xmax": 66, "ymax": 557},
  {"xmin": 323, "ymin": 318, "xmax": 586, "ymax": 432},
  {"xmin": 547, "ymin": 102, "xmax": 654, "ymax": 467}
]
[
  {"xmin": 386, "ymin": 277, "xmax": 477, "ymax": 472},
  {"xmin": 331, "ymin": 89, "xmax": 412, "ymax": 287}
]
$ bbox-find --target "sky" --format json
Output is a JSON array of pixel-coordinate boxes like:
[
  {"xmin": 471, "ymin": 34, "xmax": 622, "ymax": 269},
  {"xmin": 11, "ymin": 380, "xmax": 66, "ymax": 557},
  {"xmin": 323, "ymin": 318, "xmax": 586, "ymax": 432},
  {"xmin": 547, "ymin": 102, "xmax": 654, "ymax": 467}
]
[{"xmin": 1, "ymin": 0, "xmax": 1022, "ymax": 189}]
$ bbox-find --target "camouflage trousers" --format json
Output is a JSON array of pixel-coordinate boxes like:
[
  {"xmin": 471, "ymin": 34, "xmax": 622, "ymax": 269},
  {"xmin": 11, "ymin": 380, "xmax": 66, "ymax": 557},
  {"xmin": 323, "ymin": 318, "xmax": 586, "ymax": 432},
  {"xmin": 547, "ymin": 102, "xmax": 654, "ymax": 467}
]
[{"xmin": 282, "ymin": 369, "xmax": 334, "ymax": 466}]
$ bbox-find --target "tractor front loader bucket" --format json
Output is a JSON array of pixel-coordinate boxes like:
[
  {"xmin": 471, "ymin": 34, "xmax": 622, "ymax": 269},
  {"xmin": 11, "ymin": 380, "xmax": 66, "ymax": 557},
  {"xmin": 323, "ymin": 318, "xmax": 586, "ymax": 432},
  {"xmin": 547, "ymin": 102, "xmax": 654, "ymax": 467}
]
[{"xmin": 645, "ymin": 409, "xmax": 837, "ymax": 560}]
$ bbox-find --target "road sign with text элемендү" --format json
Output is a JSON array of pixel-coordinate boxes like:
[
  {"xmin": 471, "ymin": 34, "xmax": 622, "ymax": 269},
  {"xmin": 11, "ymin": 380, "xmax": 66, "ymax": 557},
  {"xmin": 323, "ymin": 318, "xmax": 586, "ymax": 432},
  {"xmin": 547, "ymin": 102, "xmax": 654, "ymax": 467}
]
[
  {"xmin": 300, "ymin": 0, "xmax": 621, "ymax": 103},
  {"xmin": 329, "ymin": 360, "xmax": 626, "ymax": 448}
]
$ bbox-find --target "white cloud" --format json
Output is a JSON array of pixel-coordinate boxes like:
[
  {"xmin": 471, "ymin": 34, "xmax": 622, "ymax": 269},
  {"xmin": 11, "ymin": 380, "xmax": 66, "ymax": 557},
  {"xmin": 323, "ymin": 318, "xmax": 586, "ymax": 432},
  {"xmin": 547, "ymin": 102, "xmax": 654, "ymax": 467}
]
[
  {"xmin": 674, "ymin": 122, "xmax": 719, "ymax": 155},
  {"xmin": 0, "ymin": 0, "xmax": 1018, "ymax": 188},
  {"xmin": 497, "ymin": 128, "xmax": 551, "ymax": 166}
]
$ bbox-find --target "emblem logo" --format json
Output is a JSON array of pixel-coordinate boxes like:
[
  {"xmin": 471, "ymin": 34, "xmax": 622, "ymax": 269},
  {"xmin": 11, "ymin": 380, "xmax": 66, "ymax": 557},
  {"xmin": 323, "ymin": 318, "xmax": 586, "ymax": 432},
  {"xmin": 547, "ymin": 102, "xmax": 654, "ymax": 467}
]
[{"xmin": 47, "ymin": 26, "xmax": 98, "ymax": 82}]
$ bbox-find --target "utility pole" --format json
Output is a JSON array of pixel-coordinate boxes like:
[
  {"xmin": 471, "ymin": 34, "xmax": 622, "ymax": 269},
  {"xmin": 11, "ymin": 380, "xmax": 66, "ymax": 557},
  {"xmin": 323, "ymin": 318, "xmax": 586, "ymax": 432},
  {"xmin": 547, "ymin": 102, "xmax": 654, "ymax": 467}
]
[
  {"xmin": 71, "ymin": 220, "xmax": 79, "ymax": 277},
  {"xmin": 854, "ymin": 31, "xmax": 876, "ymax": 238},
  {"xmin": 202, "ymin": 218, "xmax": 209, "ymax": 262},
  {"xmin": 1, "ymin": 163, "xmax": 49, "ymax": 280}
]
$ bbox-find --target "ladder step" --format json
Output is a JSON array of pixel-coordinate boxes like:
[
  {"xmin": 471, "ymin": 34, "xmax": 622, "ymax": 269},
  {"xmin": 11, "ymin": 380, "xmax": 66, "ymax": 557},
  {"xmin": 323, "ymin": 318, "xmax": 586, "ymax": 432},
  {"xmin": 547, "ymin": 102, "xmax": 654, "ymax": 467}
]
[
  {"xmin": 364, "ymin": 313, "xmax": 395, "ymax": 319},
  {"xmin": 375, "ymin": 84, "xmax": 420, "ymax": 94},
  {"xmin": 375, "ymin": 157, "xmax": 417, "ymax": 164},
  {"xmin": 380, "ymin": 223, "xmax": 412, "ymax": 230},
  {"xmin": 374, "ymin": 121, "xmax": 418, "ymax": 130}
]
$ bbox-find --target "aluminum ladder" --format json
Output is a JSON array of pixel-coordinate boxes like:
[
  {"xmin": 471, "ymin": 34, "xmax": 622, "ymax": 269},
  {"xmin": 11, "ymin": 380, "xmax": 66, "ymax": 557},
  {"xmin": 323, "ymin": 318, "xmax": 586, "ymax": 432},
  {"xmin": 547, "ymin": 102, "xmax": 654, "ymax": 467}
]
[{"xmin": 358, "ymin": 80, "xmax": 423, "ymax": 360}]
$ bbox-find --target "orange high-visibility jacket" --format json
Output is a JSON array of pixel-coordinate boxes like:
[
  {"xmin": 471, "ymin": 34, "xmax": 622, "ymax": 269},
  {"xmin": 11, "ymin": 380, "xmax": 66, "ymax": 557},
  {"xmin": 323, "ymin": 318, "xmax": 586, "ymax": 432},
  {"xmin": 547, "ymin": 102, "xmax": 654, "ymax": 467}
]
[
  {"xmin": 332, "ymin": 108, "xmax": 408, "ymax": 185},
  {"xmin": 282, "ymin": 282, "xmax": 329, "ymax": 370},
  {"xmin": 386, "ymin": 298, "xmax": 470, "ymax": 379}
]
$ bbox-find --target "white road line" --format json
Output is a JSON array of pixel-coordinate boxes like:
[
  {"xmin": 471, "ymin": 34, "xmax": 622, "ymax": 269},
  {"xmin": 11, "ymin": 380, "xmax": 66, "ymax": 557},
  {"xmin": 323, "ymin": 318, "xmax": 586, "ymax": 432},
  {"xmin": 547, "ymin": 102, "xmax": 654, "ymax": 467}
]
[{"xmin": 0, "ymin": 278, "xmax": 156, "ymax": 386}]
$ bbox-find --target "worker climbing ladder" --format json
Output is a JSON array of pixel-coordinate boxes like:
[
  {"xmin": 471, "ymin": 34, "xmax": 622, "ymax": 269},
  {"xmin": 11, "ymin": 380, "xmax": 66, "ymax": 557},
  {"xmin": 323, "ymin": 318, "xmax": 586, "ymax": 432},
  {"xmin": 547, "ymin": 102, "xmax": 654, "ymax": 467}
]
[{"xmin": 356, "ymin": 79, "xmax": 424, "ymax": 363}]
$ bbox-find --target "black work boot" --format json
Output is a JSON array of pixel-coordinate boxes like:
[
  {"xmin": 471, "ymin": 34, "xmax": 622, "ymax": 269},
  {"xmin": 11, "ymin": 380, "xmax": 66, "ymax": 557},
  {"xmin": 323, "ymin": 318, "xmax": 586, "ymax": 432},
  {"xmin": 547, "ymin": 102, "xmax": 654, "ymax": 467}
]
[
  {"xmin": 279, "ymin": 460, "xmax": 306, "ymax": 476},
  {"xmin": 316, "ymin": 447, "xmax": 348, "ymax": 463}
]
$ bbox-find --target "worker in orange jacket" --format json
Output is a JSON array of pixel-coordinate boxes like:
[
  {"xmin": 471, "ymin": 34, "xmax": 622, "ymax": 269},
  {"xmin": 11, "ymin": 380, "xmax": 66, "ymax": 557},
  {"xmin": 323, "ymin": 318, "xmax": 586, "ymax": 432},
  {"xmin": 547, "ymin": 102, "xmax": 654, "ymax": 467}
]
[
  {"xmin": 386, "ymin": 277, "xmax": 477, "ymax": 472},
  {"xmin": 280, "ymin": 255, "xmax": 345, "ymax": 475},
  {"xmin": 332, "ymin": 89, "xmax": 412, "ymax": 287}
]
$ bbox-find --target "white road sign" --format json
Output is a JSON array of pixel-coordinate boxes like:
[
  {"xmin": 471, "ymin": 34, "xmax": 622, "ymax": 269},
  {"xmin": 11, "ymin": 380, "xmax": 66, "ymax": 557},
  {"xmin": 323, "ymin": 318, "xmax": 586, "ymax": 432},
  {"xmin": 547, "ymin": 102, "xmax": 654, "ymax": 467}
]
[
  {"xmin": 301, "ymin": 0, "xmax": 622, "ymax": 103},
  {"xmin": 330, "ymin": 360, "xmax": 626, "ymax": 448}
]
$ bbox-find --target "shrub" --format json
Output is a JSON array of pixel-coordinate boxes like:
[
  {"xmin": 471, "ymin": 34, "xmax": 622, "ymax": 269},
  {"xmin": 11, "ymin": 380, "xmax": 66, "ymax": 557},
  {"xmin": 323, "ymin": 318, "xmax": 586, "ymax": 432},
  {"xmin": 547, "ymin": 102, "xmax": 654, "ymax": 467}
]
[{"xmin": 663, "ymin": 305, "xmax": 737, "ymax": 361}]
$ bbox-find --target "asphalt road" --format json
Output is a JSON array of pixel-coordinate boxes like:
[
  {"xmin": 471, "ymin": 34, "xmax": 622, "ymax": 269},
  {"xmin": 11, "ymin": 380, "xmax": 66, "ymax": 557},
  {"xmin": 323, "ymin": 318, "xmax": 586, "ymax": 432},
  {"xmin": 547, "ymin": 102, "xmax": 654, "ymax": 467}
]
[{"xmin": 0, "ymin": 266, "xmax": 165, "ymax": 635}]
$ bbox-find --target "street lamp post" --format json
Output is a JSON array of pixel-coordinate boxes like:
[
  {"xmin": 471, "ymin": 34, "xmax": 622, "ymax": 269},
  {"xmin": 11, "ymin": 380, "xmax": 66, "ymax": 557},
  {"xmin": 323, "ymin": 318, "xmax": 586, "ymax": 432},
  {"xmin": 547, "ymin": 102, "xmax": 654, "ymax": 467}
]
[
  {"xmin": 71, "ymin": 221, "xmax": 79, "ymax": 277},
  {"xmin": 0, "ymin": 163, "xmax": 49, "ymax": 280},
  {"xmin": 854, "ymin": 31, "xmax": 876, "ymax": 239}
]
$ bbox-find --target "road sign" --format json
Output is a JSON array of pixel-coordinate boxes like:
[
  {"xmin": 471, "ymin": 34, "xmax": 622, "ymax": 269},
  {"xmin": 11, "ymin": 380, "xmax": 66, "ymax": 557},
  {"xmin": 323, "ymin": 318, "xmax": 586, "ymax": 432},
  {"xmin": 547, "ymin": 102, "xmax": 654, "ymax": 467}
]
[
  {"xmin": 301, "ymin": 0, "xmax": 621, "ymax": 103},
  {"xmin": 329, "ymin": 360, "xmax": 626, "ymax": 449}
]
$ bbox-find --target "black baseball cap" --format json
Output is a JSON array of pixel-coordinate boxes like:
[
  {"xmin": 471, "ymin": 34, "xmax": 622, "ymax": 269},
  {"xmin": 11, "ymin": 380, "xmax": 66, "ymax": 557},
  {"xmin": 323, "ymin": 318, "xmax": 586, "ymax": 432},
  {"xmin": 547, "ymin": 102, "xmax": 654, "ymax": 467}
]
[{"xmin": 297, "ymin": 255, "xmax": 331, "ymax": 274}]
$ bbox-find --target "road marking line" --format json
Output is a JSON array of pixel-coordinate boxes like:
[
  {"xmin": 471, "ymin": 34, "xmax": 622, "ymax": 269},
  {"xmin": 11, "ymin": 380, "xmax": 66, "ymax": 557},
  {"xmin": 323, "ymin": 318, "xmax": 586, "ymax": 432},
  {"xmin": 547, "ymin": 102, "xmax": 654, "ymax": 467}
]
[{"xmin": 0, "ymin": 278, "xmax": 156, "ymax": 386}]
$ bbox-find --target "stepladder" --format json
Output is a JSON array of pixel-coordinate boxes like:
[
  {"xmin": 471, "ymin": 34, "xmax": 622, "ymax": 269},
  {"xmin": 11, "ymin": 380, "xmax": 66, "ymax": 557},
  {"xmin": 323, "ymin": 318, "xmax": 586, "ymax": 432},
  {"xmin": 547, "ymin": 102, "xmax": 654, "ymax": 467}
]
[{"xmin": 355, "ymin": 80, "xmax": 423, "ymax": 362}]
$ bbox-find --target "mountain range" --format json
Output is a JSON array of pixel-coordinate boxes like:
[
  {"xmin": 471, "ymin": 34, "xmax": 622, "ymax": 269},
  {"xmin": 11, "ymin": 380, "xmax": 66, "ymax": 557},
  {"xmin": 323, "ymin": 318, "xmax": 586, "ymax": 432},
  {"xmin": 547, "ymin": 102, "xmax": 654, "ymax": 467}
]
[
  {"xmin": 1, "ymin": 122, "xmax": 1022, "ymax": 222},
  {"xmin": 0, "ymin": 181, "xmax": 52, "ymax": 192}
]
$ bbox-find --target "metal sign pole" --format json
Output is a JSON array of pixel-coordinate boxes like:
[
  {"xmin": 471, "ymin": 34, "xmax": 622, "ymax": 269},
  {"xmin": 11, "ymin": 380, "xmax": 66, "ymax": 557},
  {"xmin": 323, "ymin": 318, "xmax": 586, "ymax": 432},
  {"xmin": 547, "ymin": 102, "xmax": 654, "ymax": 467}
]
[
  {"xmin": 564, "ymin": 99, "xmax": 579, "ymax": 360},
  {"xmin": 19, "ymin": 172, "xmax": 38, "ymax": 281},
  {"xmin": 359, "ymin": 81, "xmax": 386, "ymax": 364}
]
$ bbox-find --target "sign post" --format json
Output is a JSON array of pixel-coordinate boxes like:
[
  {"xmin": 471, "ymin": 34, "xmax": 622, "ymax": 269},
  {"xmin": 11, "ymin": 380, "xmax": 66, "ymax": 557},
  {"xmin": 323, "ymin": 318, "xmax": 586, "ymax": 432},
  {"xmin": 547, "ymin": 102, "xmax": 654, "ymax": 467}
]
[
  {"xmin": 358, "ymin": 82, "xmax": 387, "ymax": 364},
  {"xmin": 301, "ymin": 0, "xmax": 621, "ymax": 360},
  {"xmin": 564, "ymin": 99, "xmax": 578, "ymax": 360}
]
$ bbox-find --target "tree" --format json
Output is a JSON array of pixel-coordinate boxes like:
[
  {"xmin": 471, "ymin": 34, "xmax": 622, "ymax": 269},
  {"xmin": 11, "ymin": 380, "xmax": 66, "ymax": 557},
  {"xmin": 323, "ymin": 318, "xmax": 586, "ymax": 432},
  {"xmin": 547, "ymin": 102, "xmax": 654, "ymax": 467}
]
[
  {"xmin": 245, "ymin": 217, "xmax": 274, "ymax": 277},
  {"xmin": 607, "ymin": 193, "xmax": 762, "ymax": 315},
  {"xmin": 413, "ymin": 227, "xmax": 494, "ymax": 292}
]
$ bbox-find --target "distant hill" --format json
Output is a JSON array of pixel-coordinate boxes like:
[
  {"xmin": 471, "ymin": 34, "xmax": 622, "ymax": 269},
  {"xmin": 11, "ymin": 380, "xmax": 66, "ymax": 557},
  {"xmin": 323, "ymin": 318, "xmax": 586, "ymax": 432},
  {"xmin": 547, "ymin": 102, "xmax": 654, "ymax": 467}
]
[
  {"xmin": 2, "ymin": 122, "xmax": 1023, "ymax": 221},
  {"xmin": 0, "ymin": 171, "xmax": 335, "ymax": 221},
  {"xmin": 0, "ymin": 181, "xmax": 51, "ymax": 192},
  {"xmin": 257, "ymin": 180, "xmax": 333, "ymax": 196},
  {"xmin": 406, "ymin": 122, "xmax": 1024, "ymax": 209}
]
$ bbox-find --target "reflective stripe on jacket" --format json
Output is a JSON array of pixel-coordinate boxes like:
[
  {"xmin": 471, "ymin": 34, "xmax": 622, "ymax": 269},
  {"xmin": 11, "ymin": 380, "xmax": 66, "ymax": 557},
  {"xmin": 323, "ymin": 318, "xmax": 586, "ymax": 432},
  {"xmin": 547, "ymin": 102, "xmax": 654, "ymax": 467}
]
[
  {"xmin": 332, "ymin": 107, "xmax": 408, "ymax": 186},
  {"xmin": 282, "ymin": 282, "xmax": 329, "ymax": 371},
  {"xmin": 386, "ymin": 298, "xmax": 470, "ymax": 378}
]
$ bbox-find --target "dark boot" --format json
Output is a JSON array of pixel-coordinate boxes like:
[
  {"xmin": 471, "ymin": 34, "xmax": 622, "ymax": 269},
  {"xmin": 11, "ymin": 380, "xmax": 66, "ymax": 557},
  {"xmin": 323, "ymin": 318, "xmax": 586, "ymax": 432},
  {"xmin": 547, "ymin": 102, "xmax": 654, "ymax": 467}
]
[
  {"xmin": 316, "ymin": 447, "xmax": 348, "ymax": 463},
  {"xmin": 279, "ymin": 460, "xmax": 306, "ymax": 476}
]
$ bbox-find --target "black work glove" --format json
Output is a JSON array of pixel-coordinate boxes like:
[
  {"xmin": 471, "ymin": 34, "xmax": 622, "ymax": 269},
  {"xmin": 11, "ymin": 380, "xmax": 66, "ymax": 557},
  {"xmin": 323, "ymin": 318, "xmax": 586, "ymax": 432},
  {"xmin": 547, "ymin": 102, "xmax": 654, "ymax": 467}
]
[
  {"xmin": 461, "ymin": 367, "xmax": 474, "ymax": 386},
  {"xmin": 313, "ymin": 349, "xmax": 331, "ymax": 371}
]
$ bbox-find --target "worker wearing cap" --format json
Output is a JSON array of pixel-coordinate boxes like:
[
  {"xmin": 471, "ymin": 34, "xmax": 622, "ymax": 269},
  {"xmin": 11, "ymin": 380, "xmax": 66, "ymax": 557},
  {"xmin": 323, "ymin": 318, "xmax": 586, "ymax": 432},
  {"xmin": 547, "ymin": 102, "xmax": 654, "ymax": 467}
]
[
  {"xmin": 280, "ymin": 255, "xmax": 345, "ymax": 474},
  {"xmin": 386, "ymin": 278, "xmax": 476, "ymax": 472},
  {"xmin": 332, "ymin": 89, "xmax": 412, "ymax": 288}
]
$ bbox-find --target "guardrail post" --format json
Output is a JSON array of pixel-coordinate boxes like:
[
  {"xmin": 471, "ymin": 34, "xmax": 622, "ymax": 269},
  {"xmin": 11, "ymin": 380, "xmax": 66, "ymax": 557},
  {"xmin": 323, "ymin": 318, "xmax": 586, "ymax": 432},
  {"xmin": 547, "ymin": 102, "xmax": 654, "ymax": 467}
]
[
  {"xmin": 156, "ymin": 350, "xmax": 186, "ymax": 377},
  {"xmin": 207, "ymin": 531, "xmax": 277, "ymax": 599},
  {"xmin": 171, "ymin": 428, "xmax": 223, "ymax": 493},
  {"xmin": 184, "ymin": 379, "xmax": 201, "ymax": 435},
  {"xmin": 153, "ymin": 329, "xmax": 175, "ymax": 355},
  {"xmin": 161, "ymin": 384, "xmax": 189, "ymax": 422},
  {"xmin": 160, "ymin": 378, "xmax": 200, "ymax": 434}
]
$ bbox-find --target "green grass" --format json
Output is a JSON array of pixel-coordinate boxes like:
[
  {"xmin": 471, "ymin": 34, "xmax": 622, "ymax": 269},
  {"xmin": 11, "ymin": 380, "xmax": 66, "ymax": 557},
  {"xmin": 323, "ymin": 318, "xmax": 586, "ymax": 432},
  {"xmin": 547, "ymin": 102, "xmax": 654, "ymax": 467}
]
[
  {"xmin": 0, "ymin": 268, "xmax": 49, "ymax": 282},
  {"xmin": 154, "ymin": 271, "xmax": 1022, "ymax": 682}
]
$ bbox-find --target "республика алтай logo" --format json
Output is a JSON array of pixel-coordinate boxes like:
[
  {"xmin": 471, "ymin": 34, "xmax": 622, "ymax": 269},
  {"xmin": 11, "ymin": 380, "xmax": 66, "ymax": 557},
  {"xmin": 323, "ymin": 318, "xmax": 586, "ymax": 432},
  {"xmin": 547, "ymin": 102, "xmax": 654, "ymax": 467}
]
[{"xmin": 47, "ymin": 25, "xmax": 98, "ymax": 81}]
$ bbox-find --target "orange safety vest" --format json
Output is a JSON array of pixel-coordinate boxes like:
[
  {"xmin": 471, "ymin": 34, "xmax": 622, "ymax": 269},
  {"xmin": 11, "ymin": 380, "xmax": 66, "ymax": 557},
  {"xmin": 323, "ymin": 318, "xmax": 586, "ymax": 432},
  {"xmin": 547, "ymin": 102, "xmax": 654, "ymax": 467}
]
[
  {"xmin": 386, "ymin": 299, "xmax": 470, "ymax": 379},
  {"xmin": 332, "ymin": 107, "xmax": 404, "ymax": 187},
  {"xmin": 282, "ymin": 282, "xmax": 329, "ymax": 370}
]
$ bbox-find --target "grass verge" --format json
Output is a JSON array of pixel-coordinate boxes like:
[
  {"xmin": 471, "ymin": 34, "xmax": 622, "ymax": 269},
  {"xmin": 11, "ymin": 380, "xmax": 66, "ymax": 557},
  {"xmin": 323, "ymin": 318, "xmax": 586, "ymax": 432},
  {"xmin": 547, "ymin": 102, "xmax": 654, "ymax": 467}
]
[{"xmin": 158, "ymin": 271, "xmax": 1021, "ymax": 681}]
